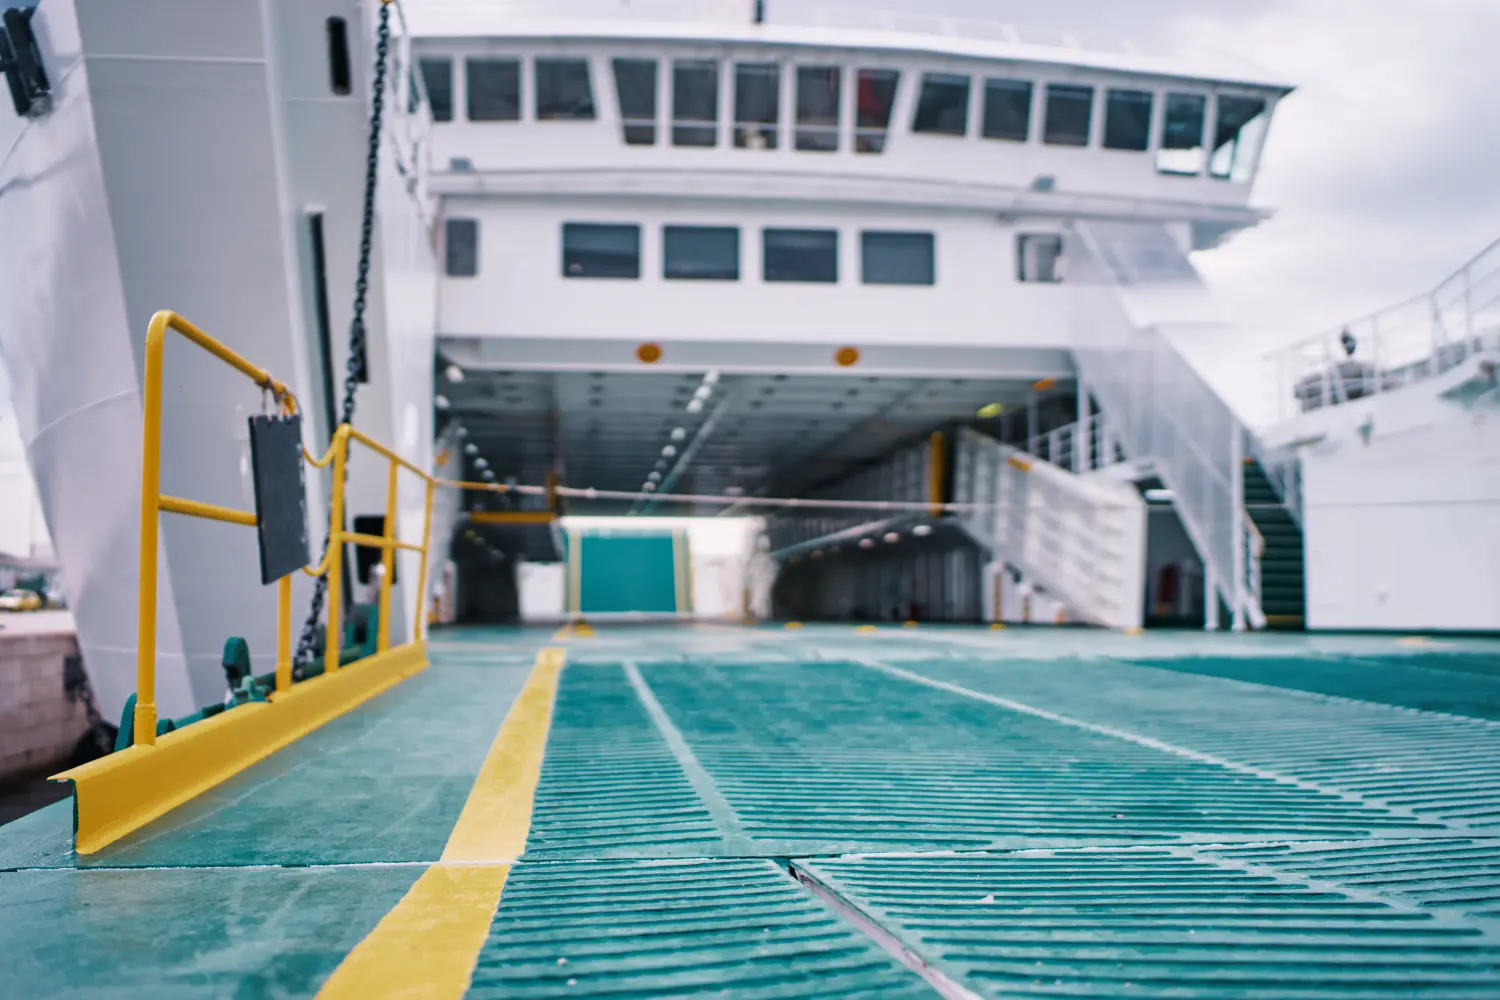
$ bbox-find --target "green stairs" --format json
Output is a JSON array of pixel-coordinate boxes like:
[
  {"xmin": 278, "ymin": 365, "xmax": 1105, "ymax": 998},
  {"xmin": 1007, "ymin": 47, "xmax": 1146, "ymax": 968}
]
[{"xmin": 1244, "ymin": 459, "xmax": 1305, "ymax": 630}]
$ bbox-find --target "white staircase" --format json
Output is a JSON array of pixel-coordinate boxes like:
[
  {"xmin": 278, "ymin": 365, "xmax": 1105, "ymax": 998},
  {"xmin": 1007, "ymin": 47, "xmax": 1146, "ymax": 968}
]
[
  {"xmin": 1067, "ymin": 220, "xmax": 1268, "ymax": 630},
  {"xmin": 952, "ymin": 428, "xmax": 1146, "ymax": 629}
]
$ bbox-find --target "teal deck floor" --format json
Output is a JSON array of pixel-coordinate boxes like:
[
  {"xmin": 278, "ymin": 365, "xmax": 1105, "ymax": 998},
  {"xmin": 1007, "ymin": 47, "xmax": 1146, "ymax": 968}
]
[{"xmin": 3, "ymin": 625, "xmax": 1500, "ymax": 997}]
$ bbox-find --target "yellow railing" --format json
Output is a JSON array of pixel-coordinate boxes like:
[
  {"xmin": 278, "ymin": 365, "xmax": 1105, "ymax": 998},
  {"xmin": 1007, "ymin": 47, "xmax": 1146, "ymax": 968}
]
[{"xmin": 134, "ymin": 310, "xmax": 549, "ymax": 747}]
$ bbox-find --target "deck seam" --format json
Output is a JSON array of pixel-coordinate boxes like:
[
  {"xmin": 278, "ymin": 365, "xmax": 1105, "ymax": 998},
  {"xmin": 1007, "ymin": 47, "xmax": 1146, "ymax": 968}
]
[{"xmin": 621, "ymin": 660, "xmax": 749, "ymax": 841}]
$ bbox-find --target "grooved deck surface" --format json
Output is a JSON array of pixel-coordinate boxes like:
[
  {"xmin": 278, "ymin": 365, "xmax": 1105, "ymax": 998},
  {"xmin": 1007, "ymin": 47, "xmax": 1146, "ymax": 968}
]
[{"xmin": 3, "ymin": 625, "xmax": 1500, "ymax": 997}]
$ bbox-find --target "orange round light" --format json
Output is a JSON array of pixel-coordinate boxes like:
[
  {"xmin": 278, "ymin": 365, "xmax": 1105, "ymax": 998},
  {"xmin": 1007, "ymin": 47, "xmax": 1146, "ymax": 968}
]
[
  {"xmin": 636, "ymin": 343, "xmax": 663, "ymax": 364},
  {"xmin": 834, "ymin": 346, "xmax": 860, "ymax": 367}
]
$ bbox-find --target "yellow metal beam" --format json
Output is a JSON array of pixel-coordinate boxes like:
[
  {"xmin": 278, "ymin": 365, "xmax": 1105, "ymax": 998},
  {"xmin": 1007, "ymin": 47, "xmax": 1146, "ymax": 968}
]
[
  {"xmin": 468, "ymin": 510, "xmax": 555, "ymax": 526},
  {"xmin": 52, "ymin": 641, "xmax": 428, "ymax": 854}
]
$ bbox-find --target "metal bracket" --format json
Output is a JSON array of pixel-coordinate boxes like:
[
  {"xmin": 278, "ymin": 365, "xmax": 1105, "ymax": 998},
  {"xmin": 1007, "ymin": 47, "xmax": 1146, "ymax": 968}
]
[{"xmin": 0, "ymin": 7, "xmax": 51, "ymax": 118}]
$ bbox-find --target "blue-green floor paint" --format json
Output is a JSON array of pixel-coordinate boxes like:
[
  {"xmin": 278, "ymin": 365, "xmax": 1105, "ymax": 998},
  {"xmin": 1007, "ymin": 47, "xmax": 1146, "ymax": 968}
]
[{"xmin": 5, "ymin": 624, "xmax": 1500, "ymax": 998}]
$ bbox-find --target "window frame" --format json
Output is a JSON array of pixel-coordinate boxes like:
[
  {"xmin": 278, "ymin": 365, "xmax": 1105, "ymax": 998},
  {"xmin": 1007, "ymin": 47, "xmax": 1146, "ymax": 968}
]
[
  {"xmin": 561, "ymin": 223, "xmax": 642, "ymax": 280},
  {"xmin": 1102, "ymin": 88, "xmax": 1153, "ymax": 152},
  {"xmin": 534, "ymin": 56, "xmax": 597, "ymax": 121},
  {"xmin": 912, "ymin": 72, "xmax": 972, "ymax": 137},
  {"xmin": 444, "ymin": 218, "xmax": 479, "ymax": 278},
  {"xmin": 1042, "ymin": 82, "xmax": 1094, "ymax": 147},
  {"xmin": 860, "ymin": 231, "xmax": 935, "ymax": 286},
  {"xmin": 1016, "ymin": 233, "xmax": 1064, "ymax": 284},
  {"xmin": 1208, "ymin": 92, "xmax": 1270, "ymax": 182},
  {"xmin": 762, "ymin": 227, "xmax": 839, "ymax": 284},
  {"xmin": 1156, "ymin": 91, "xmax": 1208, "ymax": 176},
  {"xmin": 612, "ymin": 56, "xmax": 659, "ymax": 145},
  {"xmin": 663, "ymin": 225, "xmax": 741, "ymax": 281},
  {"xmin": 672, "ymin": 58, "xmax": 721, "ymax": 148},
  {"xmin": 733, "ymin": 61, "xmax": 780, "ymax": 150},
  {"xmin": 418, "ymin": 56, "xmax": 454, "ymax": 123},
  {"xmin": 464, "ymin": 56, "xmax": 521, "ymax": 123},
  {"xmin": 980, "ymin": 77, "xmax": 1033, "ymax": 143},
  {"xmin": 794, "ymin": 64, "xmax": 842, "ymax": 152},
  {"xmin": 854, "ymin": 67, "xmax": 900, "ymax": 154}
]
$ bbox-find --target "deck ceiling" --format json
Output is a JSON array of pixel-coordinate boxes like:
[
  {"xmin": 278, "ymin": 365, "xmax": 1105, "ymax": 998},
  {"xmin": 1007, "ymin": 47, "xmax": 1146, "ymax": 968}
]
[{"xmin": 437, "ymin": 366, "xmax": 1066, "ymax": 512}]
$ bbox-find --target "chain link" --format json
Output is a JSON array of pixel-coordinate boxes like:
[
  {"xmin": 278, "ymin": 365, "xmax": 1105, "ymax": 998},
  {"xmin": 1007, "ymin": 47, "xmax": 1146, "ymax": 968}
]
[{"xmin": 293, "ymin": 3, "xmax": 392, "ymax": 670}]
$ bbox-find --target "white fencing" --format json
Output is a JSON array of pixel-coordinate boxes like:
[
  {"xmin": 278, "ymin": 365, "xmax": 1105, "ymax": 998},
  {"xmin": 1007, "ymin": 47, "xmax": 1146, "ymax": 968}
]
[
  {"xmin": 1067, "ymin": 221, "xmax": 1260, "ymax": 629},
  {"xmin": 954, "ymin": 428, "xmax": 1146, "ymax": 629}
]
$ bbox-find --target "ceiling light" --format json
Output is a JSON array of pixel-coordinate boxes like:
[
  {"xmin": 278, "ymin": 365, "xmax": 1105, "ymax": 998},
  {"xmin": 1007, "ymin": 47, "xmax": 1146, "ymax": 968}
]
[
  {"xmin": 703, "ymin": 370, "xmax": 720, "ymax": 386},
  {"xmin": 642, "ymin": 482, "xmax": 656, "ymax": 492},
  {"xmin": 884, "ymin": 531, "xmax": 900, "ymax": 543},
  {"xmin": 654, "ymin": 460, "xmax": 667, "ymax": 472},
  {"xmin": 724, "ymin": 486, "xmax": 744, "ymax": 496},
  {"xmin": 474, "ymin": 458, "xmax": 488, "ymax": 470},
  {"xmin": 435, "ymin": 394, "xmax": 450, "ymax": 410},
  {"xmin": 662, "ymin": 445, "xmax": 677, "ymax": 457},
  {"xmin": 670, "ymin": 427, "xmax": 686, "ymax": 441},
  {"xmin": 482, "ymin": 469, "xmax": 495, "ymax": 480},
  {"xmin": 648, "ymin": 471, "xmax": 661, "ymax": 482},
  {"xmin": 693, "ymin": 385, "xmax": 712, "ymax": 400},
  {"xmin": 455, "ymin": 426, "xmax": 467, "ymax": 438},
  {"xmin": 1144, "ymin": 488, "xmax": 1174, "ymax": 503},
  {"xmin": 913, "ymin": 524, "xmax": 933, "ymax": 537},
  {"xmin": 859, "ymin": 538, "xmax": 875, "ymax": 549},
  {"xmin": 444, "ymin": 364, "xmax": 465, "ymax": 383},
  {"xmin": 686, "ymin": 399, "xmax": 704, "ymax": 414},
  {"xmin": 464, "ymin": 443, "xmax": 478, "ymax": 455},
  {"xmin": 976, "ymin": 402, "xmax": 1004, "ymax": 419}
]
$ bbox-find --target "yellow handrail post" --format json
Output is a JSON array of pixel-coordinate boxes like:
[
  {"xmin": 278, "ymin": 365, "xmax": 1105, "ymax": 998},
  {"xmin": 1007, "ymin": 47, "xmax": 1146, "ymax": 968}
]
[
  {"xmin": 325, "ymin": 430, "xmax": 348, "ymax": 672},
  {"xmin": 928, "ymin": 430, "xmax": 946, "ymax": 519},
  {"xmin": 274, "ymin": 574, "xmax": 292, "ymax": 693},
  {"xmin": 134, "ymin": 313, "xmax": 171, "ymax": 746},
  {"xmin": 376, "ymin": 457, "xmax": 398, "ymax": 652},
  {"xmin": 414, "ymin": 479, "xmax": 435, "ymax": 641}
]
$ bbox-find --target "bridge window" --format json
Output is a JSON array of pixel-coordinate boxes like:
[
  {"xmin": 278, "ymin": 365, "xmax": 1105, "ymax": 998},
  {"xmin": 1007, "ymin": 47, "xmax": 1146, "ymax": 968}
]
[
  {"xmin": 445, "ymin": 219, "xmax": 478, "ymax": 277},
  {"xmin": 862, "ymin": 231, "xmax": 935, "ymax": 286},
  {"xmin": 1017, "ymin": 233, "xmax": 1063, "ymax": 283},
  {"xmin": 855, "ymin": 68, "xmax": 899, "ymax": 153},
  {"xmin": 734, "ymin": 62, "xmax": 779, "ymax": 149},
  {"xmin": 1210, "ymin": 95, "xmax": 1269, "ymax": 181},
  {"xmin": 466, "ymin": 58, "xmax": 520, "ymax": 121},
  {"xmin": 796, "ymin": 66, "xmax": 841, "ymax": 152},
  {"xmin": 1043, "ymin": 84, "xmax": 1093, "ymax": 146},
  {"xmin": 913, "ymin": 73, "xmax": 970, "ymax": 136},
  {"xmin": 981, "ymin": 78, "xmax": 1032, "ymax": 142},
  {"xmin": 563, "ymin": 223, "xmax": 640, "ymax": 279},
  {"xmin": 1103, "ymin": 88, "xmax": 1153, "ymax": 151},
  {"xmin": 1157, "ymin": 92, "xmax": 1206, "ymax": 175},
  {"xmin": 536, "ymin": 57, "xmax": 595, "ymax": 120},
  {"xmin": 673, "ymin": 59, "xmax": 719, "ymax": 147},
  {"xmin": 419, "ymin": 57, "xmax": 453, "ymax": 122},
  {"xmin": 764, "ymin": 228, "xmax": 838, "ymax": 283},
  {"xmin": 612, "ymin": 58, "xmax": 657, "ymax": 145},
  {"xmin": 664, "ymin": 226, "xmax": 740, "ymax": 281}
]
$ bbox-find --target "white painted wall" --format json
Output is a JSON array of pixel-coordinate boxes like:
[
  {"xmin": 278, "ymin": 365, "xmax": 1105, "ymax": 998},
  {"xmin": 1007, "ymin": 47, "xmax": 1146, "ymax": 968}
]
[
  {"xmin": 1302, "ymin": 390, "xmax": 1500, "ymax": 632},
  {"xmin": 439, "ymin": 198, "xmax": 1070, "ymax": 349}
]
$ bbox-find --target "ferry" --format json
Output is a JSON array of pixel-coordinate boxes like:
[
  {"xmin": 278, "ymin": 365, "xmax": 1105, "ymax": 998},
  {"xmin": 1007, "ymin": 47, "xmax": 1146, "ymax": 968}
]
[{"xmin": 1, "ymin": 1, "xmax": 1498, "ymax": 997}]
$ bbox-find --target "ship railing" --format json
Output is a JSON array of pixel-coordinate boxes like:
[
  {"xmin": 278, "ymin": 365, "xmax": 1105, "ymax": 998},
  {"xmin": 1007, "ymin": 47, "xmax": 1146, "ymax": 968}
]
[
  {"xmin": 1026, "ymin": 412, "xmax": 1123, "ymax": 473},
  {"xmin": 52, "ymin": 310, "xmax": 557, "ymax": 855},
  {"xmin": 1267, "ymin": 235, "xmax": 1500, "ymax": 421}
]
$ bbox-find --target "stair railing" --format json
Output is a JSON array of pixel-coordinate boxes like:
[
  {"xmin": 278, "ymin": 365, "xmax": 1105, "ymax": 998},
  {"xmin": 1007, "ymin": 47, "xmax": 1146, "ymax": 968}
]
[
  {"xmin": 1069, "ymin": 221, "xmax": 1260, "ymax": 628},
  {"xmin": 1243, "ymin": 510, "xmax": 1264, "ymax": 619}
]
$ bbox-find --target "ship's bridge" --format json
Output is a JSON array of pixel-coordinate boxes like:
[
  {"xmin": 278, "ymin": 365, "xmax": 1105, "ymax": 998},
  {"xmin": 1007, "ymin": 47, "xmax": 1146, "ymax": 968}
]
[{"xmin": 408, "ymin": 2, "xmax": 1291, "ymax": 517}]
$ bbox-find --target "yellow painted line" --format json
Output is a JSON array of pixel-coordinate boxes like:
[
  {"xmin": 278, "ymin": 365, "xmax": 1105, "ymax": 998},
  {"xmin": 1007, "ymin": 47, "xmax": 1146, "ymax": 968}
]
[
  {"xmin": 552, "ymin": 622, "xmax": 573, "ymax": 640},
  {"xmin": 54, "ymin": 641, "xmax": 428, "ymax": 854},
  {"xmin": 855, "ymin": 625, "xmax": 877, "ymax": 633},
  {"xmin": 990, "ymin": 623, "xmax": 1006, "ymax": 631},
  {"xmin": 318, "ymin": 646, "xmax": 565, "ymax": 1000}
]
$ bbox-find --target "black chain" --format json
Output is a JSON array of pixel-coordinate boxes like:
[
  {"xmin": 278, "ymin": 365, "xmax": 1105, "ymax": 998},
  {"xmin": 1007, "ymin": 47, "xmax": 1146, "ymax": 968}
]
[{"xmin": 293, "ymin": 3, "xmax": 391, "ymax": 669}]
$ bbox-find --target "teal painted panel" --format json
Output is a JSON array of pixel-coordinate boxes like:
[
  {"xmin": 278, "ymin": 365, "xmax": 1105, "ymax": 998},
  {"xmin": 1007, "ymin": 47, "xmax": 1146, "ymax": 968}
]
[
  {"xmin": 0, "ymin": 865, "xmax": 420, "ymax": 998},
  {"xmin": 800, "ymin": 849, "xmax": 1500, "ymax": 998},
  {"xmin": 468, "ymin": 859, "xmax": 935, "ymax": 999},
  {"xmin": 578, "ymin": 533, "xmax": 678, "ymax": 614}
]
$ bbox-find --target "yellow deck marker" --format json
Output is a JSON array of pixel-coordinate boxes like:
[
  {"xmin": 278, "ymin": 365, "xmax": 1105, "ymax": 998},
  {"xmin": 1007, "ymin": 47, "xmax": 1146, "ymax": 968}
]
[
  {"xmin": 990, "ymin": 623, "xmax": 1006, "ymax": 631},
  {"xmin": 318, "ymin": 646, "xmax": 565, "ymax": 999},
  {"xmin": 855, "ymin": 625, "xmax": 877, "ymax": 633},
  {"xmin": 785, "ymin": 621, "xmax": 803, "ymax": 630}
]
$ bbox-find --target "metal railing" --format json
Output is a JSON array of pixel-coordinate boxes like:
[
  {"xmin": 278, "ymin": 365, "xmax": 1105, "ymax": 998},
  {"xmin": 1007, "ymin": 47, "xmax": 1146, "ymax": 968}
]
[
  {"xmin": 1267, "ymin": 235, "xmax": 1500, "ymax": 421},
  {"xmin": 132, "ymin": 310, "xmax": 520, "ymax": 746},
  {"xmin": 1070, "ymin": 221, "xmax": 1257, "ymax": 629},
  {"xmin": 1243, "ymin": 511, "xmax": 1263, "ymax": 611},
  {"xmin": 1027, "ymin": 412, "xmax": 1123, "ymax": 472}
]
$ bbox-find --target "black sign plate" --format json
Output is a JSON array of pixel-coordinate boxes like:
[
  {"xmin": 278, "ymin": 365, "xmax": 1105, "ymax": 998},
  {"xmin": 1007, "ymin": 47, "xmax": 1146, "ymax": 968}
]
[{"xmin": 249, "ymin": 413, "xmax": 310, "ymax": 585}]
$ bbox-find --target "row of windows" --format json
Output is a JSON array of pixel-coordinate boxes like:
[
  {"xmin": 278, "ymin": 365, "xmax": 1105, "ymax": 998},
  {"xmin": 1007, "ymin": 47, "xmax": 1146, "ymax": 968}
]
[
  {"xmin": 417, "ymin": 53, "xmax": 1268, "ymax": 178},
  {"xmin": 444, "ymin": 220, "xmax": 1067, "ymax": 285}
]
